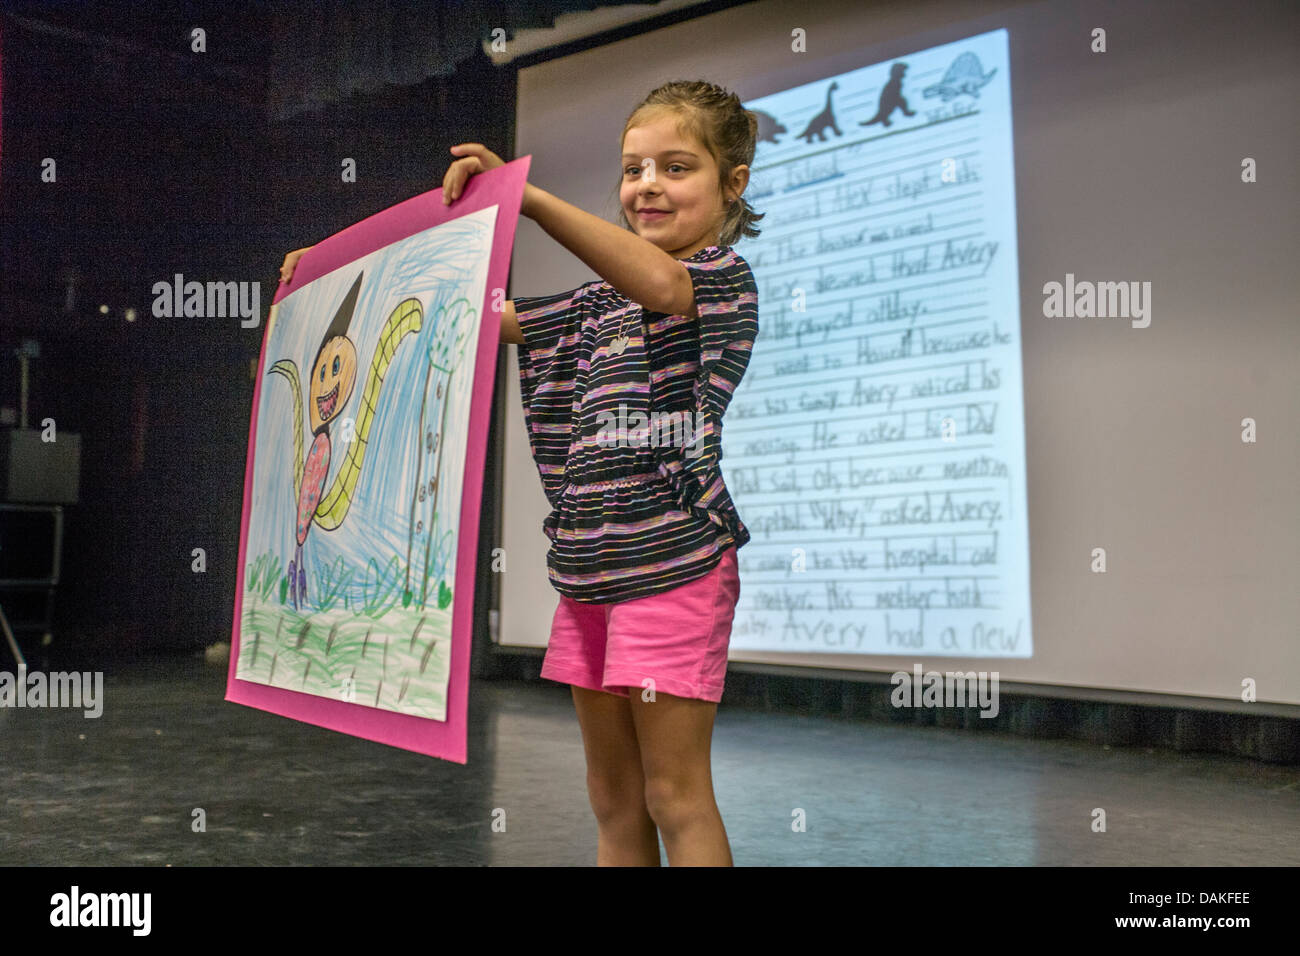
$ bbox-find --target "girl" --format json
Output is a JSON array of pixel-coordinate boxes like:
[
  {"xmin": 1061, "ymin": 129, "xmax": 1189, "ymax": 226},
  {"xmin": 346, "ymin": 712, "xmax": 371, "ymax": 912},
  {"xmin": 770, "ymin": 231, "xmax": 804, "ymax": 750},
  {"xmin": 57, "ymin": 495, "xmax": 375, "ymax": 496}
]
[{"xmin": 281, "ymin": 80, "xmax": 761, "ymax": 867}]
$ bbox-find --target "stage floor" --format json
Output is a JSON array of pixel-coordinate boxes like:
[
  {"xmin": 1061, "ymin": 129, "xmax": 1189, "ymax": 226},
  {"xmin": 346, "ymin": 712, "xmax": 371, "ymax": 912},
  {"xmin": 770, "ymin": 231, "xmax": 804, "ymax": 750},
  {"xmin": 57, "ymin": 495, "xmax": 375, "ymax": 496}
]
[{"xmin": 2, "ymin": 656, "xmax": 1296, "ymax": 866}]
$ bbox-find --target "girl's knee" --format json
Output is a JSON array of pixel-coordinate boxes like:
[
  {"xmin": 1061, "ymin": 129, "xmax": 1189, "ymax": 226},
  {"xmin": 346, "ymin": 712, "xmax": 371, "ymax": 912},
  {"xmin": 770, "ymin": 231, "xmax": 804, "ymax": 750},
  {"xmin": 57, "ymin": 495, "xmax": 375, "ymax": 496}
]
[
  {"xmin": 643, "ymin": 775, "xmax": 715, "ymax": 829},
  {"xmin": 586, "ymin": 771, "xmax": 650, "ymax": 824}
]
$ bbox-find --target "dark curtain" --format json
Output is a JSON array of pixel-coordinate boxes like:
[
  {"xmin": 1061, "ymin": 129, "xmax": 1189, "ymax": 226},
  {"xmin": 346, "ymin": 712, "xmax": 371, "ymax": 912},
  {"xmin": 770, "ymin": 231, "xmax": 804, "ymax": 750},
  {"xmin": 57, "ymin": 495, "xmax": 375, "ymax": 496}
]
[
  {"xmin": 264, "ymin": 0, "xmax": 656, "ymax": 121},
  {"xmin": 0, "ymin": 0, "xmax": 637, "ymax": 658}
]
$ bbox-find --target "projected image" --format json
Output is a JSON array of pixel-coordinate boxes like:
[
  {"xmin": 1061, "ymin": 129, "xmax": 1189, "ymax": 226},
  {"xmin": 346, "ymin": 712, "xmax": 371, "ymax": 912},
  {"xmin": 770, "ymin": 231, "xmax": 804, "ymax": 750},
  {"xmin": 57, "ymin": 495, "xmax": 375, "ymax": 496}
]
[{"xmin": 725, "ymin": 29, "xmax": 1030, "ymax": 657}]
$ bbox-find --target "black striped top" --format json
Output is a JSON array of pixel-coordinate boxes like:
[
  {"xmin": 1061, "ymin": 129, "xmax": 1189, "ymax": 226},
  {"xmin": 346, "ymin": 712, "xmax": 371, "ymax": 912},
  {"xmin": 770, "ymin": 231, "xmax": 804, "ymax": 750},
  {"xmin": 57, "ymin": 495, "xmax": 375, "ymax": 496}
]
[{"xmin": 514, "ymin": 244, "xmax": 759, "ymax": 603}]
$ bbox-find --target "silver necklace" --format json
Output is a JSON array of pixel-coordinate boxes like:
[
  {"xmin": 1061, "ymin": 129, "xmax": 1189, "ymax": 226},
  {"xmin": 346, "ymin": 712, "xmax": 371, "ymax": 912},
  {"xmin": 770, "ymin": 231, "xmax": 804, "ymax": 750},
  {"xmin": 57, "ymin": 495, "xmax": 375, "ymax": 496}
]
[
  {"xmin": 608, "ymin": 310, "xmax": 635, "ymax": 356},
  {"xmin": 605, "ymin": 243, "xmax": 715, "ymax": 357}
]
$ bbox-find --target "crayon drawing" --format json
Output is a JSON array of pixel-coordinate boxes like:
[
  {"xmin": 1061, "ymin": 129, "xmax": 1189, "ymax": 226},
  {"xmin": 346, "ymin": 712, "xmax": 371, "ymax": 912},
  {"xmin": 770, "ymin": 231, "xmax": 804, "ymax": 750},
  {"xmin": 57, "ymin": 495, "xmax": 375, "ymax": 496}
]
[{"xmin": 235, "ymin": 206, "xmax": 498, "ymax": 722}]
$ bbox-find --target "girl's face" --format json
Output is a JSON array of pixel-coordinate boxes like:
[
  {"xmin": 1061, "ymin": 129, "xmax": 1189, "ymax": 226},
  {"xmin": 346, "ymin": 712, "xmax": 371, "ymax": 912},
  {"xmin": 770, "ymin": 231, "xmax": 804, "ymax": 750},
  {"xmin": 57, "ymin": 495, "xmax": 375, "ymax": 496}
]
[{"xmin": 620, "ymin": 114, "xmax": 747, "ymax": 260}]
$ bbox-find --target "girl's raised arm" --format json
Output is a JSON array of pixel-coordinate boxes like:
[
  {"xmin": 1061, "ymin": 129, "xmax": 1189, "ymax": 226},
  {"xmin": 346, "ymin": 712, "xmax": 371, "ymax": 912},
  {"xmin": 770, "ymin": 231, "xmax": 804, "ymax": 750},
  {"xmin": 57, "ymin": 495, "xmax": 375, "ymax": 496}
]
[
  {"xmin": 500, "ymin": 299, "xmax": 523, "ymax": 345},
  {"xmin": 279, "ymin": 245, "xmax": 315, "ymax": 285}
]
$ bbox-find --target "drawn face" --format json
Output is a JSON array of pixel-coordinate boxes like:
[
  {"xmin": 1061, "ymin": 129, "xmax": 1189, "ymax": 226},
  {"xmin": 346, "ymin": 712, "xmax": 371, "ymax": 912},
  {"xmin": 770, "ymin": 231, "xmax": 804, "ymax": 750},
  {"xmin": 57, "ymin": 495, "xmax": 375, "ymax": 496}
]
[
  {"xmin": 620, "ymin": 115, "xmax": 747, "ymax": 260},
  {"xmin": 309, "ymin": 335, "xmax": 357, "ymax": 433}
]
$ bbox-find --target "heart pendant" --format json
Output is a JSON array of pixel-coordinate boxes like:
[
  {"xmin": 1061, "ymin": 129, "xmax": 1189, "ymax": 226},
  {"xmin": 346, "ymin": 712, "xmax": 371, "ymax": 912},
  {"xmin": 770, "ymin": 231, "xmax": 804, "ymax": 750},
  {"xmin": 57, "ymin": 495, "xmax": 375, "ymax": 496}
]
[{"xmin": 609, "ymin": 335, "xmax": 629, "ymax": 356}]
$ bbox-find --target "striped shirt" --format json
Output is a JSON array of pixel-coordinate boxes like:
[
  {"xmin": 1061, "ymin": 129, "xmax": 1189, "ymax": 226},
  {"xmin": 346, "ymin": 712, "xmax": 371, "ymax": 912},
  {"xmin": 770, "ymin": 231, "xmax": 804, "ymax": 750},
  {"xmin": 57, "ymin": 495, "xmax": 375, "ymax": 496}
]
[{"xmin": 514, "ymin": 244, "xmax": 759, "ymax": 603}]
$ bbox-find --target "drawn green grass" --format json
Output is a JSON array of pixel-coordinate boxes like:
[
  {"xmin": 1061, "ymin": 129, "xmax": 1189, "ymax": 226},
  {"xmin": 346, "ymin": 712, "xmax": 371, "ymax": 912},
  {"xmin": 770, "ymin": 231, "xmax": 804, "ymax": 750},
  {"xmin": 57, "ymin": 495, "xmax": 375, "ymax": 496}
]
[
  {"xmin": 240, "ymin": 548, "xmax": 453, "ymax": 720},
  {"xmin": 237, "ymin": 590, "xmax": 451, "ymax": 721},
  {"xmin": 309, "ymin": 556, "xmax": 353, "ymax": 613},
  {"xmin": 245, "ymin": 552, "xmax": 283, "ymax": 603},
  {"xmin": 252, "ymin": 548, "xmax": 452, "ymax": 618},
  {"xmin": 355, "ymin": 555, "xmax": 406, "ymax": 618}
]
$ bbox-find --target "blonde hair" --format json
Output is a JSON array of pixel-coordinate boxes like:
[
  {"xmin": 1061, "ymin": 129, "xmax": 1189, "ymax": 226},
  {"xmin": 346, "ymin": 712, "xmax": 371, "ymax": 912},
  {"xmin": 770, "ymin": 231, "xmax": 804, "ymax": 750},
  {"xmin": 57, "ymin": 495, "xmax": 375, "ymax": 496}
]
[{"xmin": 615, "ymin": 80, "xmax": 764, "ymax": 247}]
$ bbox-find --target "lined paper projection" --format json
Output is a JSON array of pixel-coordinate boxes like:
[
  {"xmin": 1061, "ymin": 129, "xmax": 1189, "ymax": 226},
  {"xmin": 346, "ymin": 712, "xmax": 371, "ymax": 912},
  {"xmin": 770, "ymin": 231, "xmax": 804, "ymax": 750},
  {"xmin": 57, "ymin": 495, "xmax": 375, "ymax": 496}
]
[{"xmin": 726, "ymin": 29, "xmax": 1031, "ymax": 657}]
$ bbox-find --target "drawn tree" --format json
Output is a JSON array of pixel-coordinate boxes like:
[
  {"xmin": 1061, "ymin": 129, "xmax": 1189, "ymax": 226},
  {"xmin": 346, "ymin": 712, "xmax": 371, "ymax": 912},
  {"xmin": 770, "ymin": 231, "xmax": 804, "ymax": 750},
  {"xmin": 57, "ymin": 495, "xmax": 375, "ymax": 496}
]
[{"xmin": 403, "ymin": 297, "xmax": 475, "ymax": 609}]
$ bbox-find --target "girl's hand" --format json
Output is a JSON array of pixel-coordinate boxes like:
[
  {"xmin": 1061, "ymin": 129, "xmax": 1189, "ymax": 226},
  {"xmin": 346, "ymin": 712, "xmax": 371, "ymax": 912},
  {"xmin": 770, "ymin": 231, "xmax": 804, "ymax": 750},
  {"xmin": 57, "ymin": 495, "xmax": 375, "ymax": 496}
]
[
  {"xmin": 443, "ymin": 143, "xmax": 505, "ymax": 204},
  {"xmin": 279, "ymin": 246, "xmax": 314, "ymax": 284}
]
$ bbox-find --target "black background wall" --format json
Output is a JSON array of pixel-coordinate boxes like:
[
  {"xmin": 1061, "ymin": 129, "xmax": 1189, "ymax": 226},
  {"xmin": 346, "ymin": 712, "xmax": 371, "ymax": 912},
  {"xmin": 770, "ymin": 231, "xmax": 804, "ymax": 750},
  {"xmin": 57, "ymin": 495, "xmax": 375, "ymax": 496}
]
[{"xmin": 0, "ymin": 3, "xmax": 517, "ymax": 659}]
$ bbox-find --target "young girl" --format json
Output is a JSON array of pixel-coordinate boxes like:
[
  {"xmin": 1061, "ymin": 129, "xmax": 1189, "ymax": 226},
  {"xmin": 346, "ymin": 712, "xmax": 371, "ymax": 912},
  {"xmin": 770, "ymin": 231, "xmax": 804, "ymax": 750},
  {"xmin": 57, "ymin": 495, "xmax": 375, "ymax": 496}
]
[{"xmin": 281, "ymin": 80, "xmax": 761, "ymax": 867}]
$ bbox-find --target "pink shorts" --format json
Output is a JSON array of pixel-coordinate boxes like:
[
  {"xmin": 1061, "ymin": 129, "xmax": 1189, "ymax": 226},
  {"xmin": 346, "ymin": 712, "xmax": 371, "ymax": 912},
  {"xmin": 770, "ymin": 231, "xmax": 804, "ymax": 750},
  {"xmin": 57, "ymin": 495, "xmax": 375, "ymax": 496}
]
[{"xmin": 540, "ymin": 546, "xmax": 740, "ymax": 703}]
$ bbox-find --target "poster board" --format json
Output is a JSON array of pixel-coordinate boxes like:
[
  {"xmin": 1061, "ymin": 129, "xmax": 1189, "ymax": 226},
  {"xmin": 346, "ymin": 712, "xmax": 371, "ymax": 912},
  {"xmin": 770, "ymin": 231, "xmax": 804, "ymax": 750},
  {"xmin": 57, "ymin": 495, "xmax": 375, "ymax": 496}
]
[{"xmin": 226, "ymin": 158, "xmax": 530, "ymax": 762}]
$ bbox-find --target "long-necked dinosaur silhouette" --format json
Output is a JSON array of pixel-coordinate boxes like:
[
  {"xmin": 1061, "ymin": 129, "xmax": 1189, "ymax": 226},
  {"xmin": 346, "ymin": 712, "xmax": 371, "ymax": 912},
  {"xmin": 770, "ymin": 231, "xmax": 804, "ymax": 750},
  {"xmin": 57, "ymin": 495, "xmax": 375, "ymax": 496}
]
[{"xmin": 796, "ymin": 82, "xmax": 841, "ymax": 143}]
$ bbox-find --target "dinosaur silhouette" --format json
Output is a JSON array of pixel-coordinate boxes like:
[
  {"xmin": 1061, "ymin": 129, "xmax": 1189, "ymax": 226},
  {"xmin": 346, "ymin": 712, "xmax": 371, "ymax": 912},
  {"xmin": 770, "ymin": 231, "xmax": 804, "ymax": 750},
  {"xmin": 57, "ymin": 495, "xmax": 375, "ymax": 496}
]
[
  {"xmin": 923, "ymin": 52, "xmax": 997, "ymax": 100},
  {"xmin": 796, "ymin": 82, "xmax": 841, "ymax": 143},
  {"xmin": 861, "ymin": 63, "xmax": 916, "ymax": 128},
  {"xmin": 753, "ymin": 109, "xmax": 788, "ymax": 145}
]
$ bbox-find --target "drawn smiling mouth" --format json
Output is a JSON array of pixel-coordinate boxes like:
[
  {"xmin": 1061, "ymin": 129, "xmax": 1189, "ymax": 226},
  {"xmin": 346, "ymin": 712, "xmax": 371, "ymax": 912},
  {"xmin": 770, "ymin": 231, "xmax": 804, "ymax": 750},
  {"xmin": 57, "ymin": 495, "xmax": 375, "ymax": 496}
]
[{"xmin": 316, "ymin": 385, "xmax": 339, "ymax": 420}]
